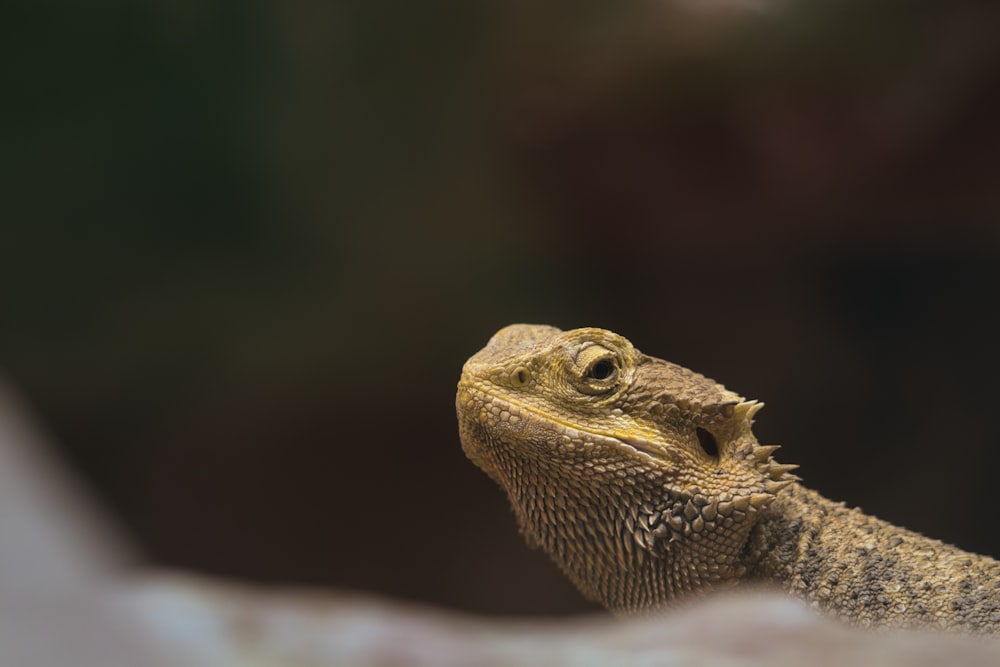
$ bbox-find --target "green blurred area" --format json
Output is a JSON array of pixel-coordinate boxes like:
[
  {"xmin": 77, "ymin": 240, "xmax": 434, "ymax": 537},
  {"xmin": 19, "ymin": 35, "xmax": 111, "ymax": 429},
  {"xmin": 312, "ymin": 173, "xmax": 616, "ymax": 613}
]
[{"xmin": 3, "ymin": 0, "xmax": 1000, "ymax": 613}]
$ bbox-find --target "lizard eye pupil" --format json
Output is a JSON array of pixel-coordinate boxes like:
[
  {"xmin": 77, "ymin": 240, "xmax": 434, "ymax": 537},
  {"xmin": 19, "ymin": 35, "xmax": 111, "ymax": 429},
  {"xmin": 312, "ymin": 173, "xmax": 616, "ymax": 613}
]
[{"xmin": 588, "ymin": 359, "xmax": 617, "ymax": 382}]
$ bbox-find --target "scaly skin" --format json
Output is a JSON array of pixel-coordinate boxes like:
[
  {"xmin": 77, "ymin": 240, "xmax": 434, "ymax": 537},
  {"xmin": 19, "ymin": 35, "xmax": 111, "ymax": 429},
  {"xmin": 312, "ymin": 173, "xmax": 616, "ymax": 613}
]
[{"xmin": 457, "ymin": 324, "xmax": 1000, "ymax": 633}]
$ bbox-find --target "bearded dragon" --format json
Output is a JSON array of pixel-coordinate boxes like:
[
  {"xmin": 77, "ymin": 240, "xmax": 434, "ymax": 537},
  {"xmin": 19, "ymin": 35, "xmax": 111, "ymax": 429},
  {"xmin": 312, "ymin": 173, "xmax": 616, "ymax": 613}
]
[{"xmin": 456, "ymin": 324, "xmax": 1000, "ymax": 634}]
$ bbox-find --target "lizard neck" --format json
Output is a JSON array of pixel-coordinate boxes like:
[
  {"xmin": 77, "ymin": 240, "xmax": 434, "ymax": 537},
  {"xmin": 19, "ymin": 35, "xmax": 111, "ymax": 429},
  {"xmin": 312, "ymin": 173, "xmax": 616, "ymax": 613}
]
[
  {"xmin": 741, "ymin": 483, "xmax": 825, "ymax": 584},
  {"xmin": 742, "ymin": 483, "xmax": 1000, "ymax": 633}
]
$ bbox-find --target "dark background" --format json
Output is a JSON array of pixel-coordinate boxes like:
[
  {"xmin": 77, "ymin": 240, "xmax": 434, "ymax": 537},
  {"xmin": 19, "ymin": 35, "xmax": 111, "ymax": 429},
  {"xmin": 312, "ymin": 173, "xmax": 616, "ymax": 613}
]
[{"xmin": 4, "ymin": 0, "xmax": 1000, "ymax": 615}]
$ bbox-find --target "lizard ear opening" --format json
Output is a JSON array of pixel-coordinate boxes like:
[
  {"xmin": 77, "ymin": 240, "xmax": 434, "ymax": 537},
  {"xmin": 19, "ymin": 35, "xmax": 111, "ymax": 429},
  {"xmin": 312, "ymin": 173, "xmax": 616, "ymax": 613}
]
[{"xmin": 696, "ymin": 427, "xmax": 719, "ymax": 459}]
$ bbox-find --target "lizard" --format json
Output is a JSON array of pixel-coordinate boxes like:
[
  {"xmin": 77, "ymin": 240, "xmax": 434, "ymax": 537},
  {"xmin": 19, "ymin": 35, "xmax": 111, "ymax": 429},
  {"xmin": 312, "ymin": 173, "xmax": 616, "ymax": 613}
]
[{"xmin": 456, "ymin": 324, "xmax": 1000, "ymax": 634}]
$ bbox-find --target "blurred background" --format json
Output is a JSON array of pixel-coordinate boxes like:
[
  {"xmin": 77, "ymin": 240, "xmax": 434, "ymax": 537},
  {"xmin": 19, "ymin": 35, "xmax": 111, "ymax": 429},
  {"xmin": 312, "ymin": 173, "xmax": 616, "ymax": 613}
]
[{"xmin": 3, "ymin": 0, "xmax": 1000, "ymax": 616}]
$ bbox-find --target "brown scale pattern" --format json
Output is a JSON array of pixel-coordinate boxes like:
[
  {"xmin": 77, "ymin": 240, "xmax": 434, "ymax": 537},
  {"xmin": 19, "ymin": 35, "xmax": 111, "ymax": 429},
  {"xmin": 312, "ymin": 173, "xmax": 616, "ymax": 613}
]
[
  {"xmin": 457, "ymin": 324, "xmax": 1000, "ymax": 633},
  {"xmin": 747, "ymin": 484, "xmax": 1000, "ymax": 633}
]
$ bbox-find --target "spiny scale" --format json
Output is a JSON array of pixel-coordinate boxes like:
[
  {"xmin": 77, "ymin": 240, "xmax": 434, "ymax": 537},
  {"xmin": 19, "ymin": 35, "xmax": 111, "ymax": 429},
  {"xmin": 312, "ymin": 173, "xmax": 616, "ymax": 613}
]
[{"xmin": 753, "ymin": 444, "xmax": 781, "ymax": 462}]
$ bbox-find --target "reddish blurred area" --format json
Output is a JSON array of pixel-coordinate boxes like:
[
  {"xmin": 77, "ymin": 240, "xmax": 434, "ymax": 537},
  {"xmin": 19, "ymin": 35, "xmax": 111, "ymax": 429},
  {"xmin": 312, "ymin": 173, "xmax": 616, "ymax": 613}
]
[{"xmin": 3, "ymin": 0, "xmax": 999, "ymax": 615}]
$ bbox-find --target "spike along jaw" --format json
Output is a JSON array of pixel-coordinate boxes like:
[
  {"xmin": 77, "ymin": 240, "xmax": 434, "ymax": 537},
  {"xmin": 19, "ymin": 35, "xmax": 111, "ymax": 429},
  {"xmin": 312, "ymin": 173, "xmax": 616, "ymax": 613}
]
[{"xmin": 457, "ymin": 325, "xmax": 800, "ymax": 612}]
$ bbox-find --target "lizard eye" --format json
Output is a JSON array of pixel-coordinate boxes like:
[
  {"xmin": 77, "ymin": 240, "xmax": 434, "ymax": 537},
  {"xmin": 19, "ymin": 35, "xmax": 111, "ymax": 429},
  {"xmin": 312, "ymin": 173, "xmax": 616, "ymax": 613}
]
[
  {"xmin": 587, "ymin": 358, "xmax": 618, "ymax": 382},
  {"xmin": 572, "ymin": 345, "xmax": 621, "ymax": 395}
]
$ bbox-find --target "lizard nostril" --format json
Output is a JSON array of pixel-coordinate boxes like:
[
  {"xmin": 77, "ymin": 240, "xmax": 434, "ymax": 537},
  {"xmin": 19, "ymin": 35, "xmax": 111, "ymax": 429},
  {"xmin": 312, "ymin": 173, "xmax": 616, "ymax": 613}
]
[
  {"xmin": 696, "ymin": 428, "xmax": 719, "ymax": 459},
  {"xmin": 511, "ymin": 367, "xmax": 530, "ymax": 387}
]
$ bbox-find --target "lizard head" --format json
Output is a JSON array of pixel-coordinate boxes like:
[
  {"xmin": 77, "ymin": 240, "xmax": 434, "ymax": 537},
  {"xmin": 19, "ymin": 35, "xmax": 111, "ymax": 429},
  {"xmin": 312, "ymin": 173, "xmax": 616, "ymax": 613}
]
[{"xmin": 457, "ymin": 324, "xmax": 798, "ymax": 613}]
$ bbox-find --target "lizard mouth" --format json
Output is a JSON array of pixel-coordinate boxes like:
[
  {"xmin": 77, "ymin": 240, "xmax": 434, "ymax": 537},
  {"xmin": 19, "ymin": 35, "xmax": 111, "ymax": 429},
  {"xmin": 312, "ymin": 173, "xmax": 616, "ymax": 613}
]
[
  {"xmin": 612, "ymin": 435, "xmax": 665, "ymax": 457},
  {"xmin": 457, "ymin": 383, "xmax": 670, "ymax": 462}
]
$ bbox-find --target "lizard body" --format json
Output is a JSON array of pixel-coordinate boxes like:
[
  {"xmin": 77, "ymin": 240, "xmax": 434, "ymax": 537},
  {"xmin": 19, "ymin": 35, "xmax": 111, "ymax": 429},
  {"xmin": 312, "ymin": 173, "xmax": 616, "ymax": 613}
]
[{"xmin": 456, "ymin": 324, "xmax": 1000, "ymax": 634}]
